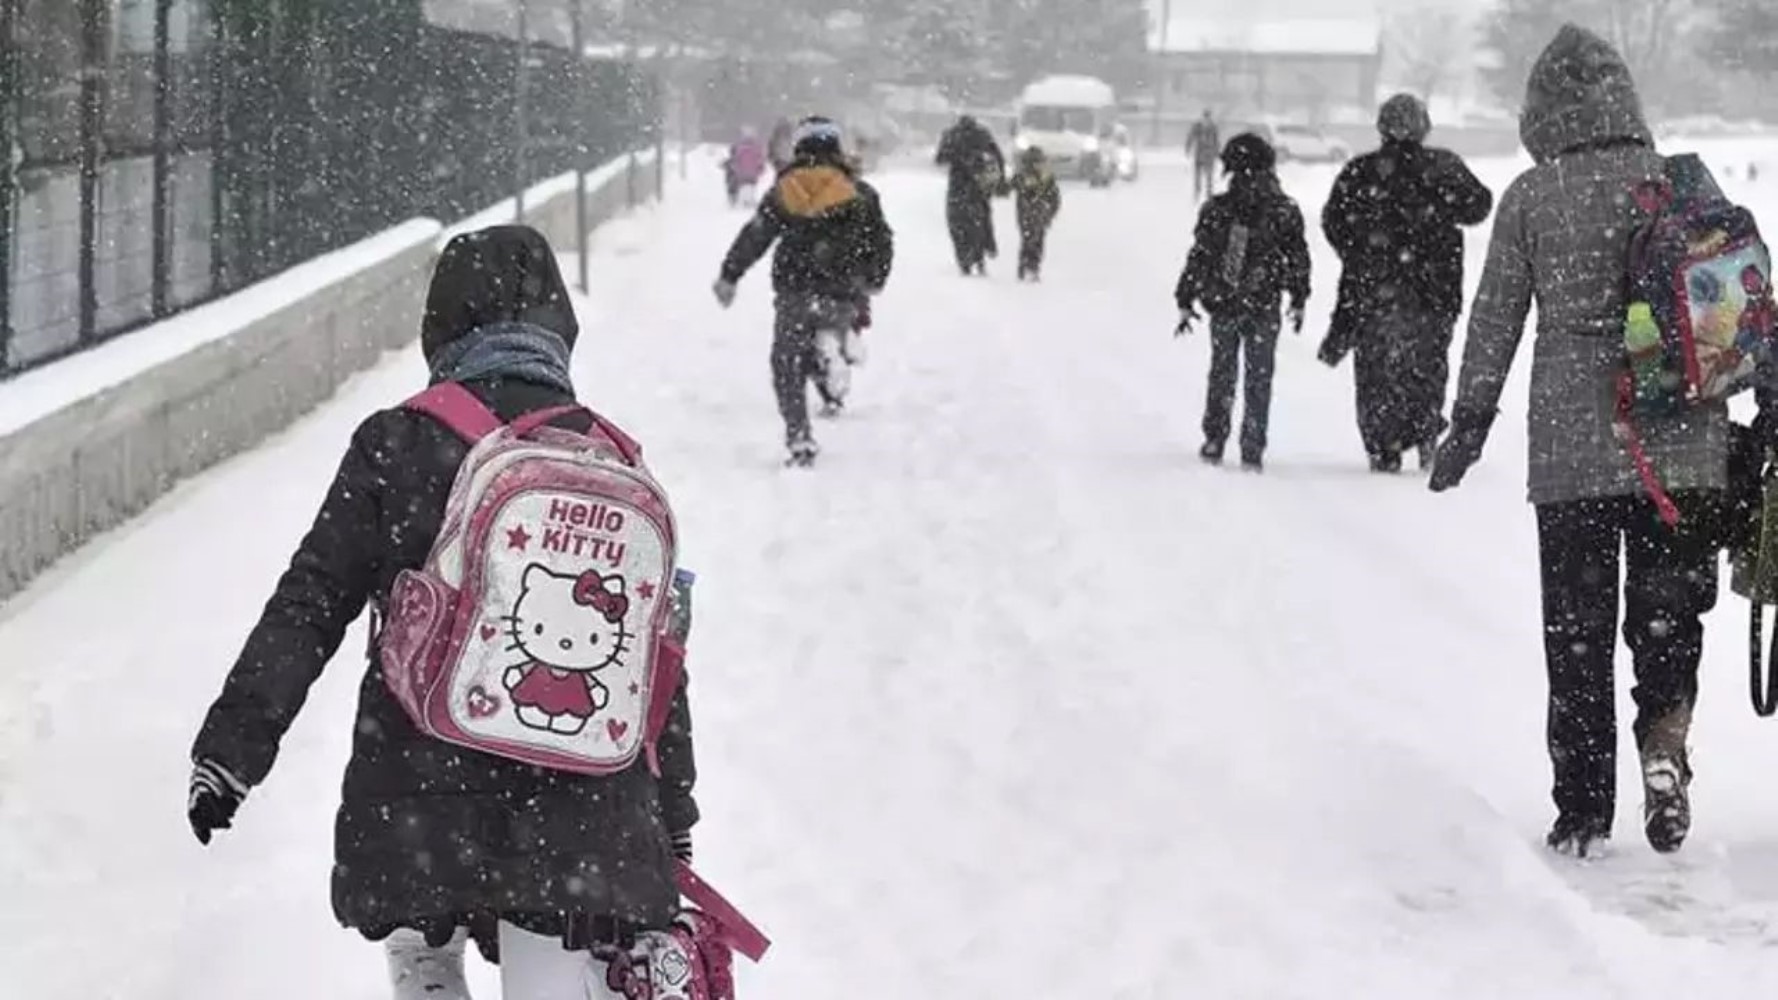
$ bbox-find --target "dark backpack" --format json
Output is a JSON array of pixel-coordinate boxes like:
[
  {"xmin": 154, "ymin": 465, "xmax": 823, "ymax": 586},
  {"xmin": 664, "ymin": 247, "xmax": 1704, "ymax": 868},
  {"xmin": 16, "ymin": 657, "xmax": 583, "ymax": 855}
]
[{"xmin": 1200, "ymin": 205, "xmax": 1280, "ymax": 313}]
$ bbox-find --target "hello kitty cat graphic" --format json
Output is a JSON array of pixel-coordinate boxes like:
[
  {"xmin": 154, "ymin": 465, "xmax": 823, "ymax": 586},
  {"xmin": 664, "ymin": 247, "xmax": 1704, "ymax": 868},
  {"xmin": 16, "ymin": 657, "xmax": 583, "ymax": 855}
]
[{"xmin": 501, "ymin": 564, "xmax": 633, "ymax": 735}]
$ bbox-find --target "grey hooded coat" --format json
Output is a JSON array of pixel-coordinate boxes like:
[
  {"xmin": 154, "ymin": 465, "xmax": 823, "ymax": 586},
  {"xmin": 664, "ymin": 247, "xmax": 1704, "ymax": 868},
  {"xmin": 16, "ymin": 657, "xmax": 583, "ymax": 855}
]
[{"xmin": 1450, "ymin": 24, "xmax": 1729, "ymax": 505}]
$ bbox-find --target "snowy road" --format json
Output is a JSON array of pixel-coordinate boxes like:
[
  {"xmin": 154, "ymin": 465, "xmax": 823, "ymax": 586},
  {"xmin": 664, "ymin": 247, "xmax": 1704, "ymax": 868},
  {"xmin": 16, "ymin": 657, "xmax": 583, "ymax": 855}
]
[{"xmin": 6, "ymin": 148, "xmax": 1778, "ymax": 997}]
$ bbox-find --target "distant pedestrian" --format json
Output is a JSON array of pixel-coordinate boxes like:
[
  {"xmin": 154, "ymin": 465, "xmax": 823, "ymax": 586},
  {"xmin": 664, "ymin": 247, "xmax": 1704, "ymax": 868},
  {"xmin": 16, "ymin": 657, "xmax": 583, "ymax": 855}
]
[
  {"xmin": 1011, "ymin": 146, "xmax": 1062, "ymax": 281},
  {"xmin": 1185, "ymin": 109, "xmax": 1221, "ymax": 205},
  {"xmin": 1320, "ymin": 93, "xmax": 1493, "ymax": 473},
  {"xmin": 1174, "ymin": 133, "xmax": 1311, "ymax": 472}
]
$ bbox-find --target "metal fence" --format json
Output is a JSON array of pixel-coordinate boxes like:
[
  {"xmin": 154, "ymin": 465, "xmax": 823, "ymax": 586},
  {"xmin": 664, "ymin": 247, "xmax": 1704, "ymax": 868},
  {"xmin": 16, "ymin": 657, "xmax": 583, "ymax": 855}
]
[{"xmin": 1, "ymin": 0, "xmax": 658, "ymax": 376}]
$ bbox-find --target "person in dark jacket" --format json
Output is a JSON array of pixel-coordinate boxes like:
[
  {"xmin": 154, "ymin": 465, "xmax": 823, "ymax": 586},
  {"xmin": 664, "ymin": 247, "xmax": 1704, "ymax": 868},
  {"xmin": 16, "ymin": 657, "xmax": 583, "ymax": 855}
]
[
  {"xmin": 1428, "ymin": 25, "xmax": 1771, "ymax": 859},
  {"xmin": 935, "ymin": 115, "xmax": 1006, "ymax": 276},
  {"xmin": 714, "ymin": 116, "xmax": 895, "ymax": 466},
  {"xmin": 1321, "ymin": 93, "xmax": 1494, "ymax": 473},
  {"xmin": 1185, "ymin": 109, "xmax": 1221, "ymax": 205},
  {"xmin": 1174, "ymin": 133, "xmax": 1312, "ymax": 471},
  {"xmin": 187, "ymin": 225, "xmax": 700, "ymax": 995},
  {"xmin": 1011, "ymin": 146, "xmax": 1062, "ymax": 282}
]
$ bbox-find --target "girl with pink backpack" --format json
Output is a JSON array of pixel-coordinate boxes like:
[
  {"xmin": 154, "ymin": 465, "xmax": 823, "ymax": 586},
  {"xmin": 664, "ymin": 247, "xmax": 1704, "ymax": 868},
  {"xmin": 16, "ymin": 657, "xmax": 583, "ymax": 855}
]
[{"xmin": 187, "ymin": 225, "xmax": 764, "ymax": 998}]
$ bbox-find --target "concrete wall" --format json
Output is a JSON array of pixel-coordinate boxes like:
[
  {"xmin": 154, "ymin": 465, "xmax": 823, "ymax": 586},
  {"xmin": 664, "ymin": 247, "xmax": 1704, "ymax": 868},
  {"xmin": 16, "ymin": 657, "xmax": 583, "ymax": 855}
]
[{"xmin": 0, "ymin": 151, "xmax": 659, "ymax": 602}]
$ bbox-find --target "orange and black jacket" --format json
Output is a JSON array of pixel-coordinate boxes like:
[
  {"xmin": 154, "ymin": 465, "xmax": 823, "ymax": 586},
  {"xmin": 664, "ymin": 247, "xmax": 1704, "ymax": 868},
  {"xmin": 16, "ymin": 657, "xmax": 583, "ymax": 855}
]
[{"xmin": 719, "ymin": 155, "xmax": 894, "ymax": 300}]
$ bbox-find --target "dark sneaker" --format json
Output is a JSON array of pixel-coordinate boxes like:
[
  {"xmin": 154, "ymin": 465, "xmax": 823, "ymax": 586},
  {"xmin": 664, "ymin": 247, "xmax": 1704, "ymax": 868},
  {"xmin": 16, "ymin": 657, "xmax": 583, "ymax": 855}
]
[
  {"xmin": 1642, "ymin": 753, "xmax": 1691, "ymax": 854},
  {"xmin": 1546, "ymin": 816, "xmax": 1612, "ymax": 859},
  {"xmin": 1369, "ymin": 452, "xmax": 1402, "ymax": 474},
  {"xmin": 1241, "ymin": 452, "xmax": 1264, "ymax": 473},
  {"xmin": 785, "ymin": 436, "xmax": 819, "ymax": 468},
  {"xmin": 1200, "ymin": 441, "xmax": 1225, "ymax": 465},
  {"xmin": 1416, "ymin": 441, "xmax": 1437, "ymax": 471}
]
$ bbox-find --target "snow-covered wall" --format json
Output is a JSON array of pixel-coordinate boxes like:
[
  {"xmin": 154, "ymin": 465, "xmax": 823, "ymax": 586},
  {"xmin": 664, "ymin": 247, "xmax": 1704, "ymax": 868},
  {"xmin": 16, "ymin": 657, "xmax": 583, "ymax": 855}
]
[{"xmin": 0, "ymin": 151, "xmax": 660, "ymax": 601}]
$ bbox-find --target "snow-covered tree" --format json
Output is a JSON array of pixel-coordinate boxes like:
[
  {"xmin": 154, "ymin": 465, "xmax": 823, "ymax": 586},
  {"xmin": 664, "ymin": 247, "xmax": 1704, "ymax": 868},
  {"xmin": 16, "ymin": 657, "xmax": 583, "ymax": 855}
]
[
  {"xmin": 1482, "ymin": 0, "xmax": 1699, "ymax": 113},
  {"xmin": 1698, "ymin": 0, "xmax": 1778, "ymax": 74},
  {"xmin": 998, "ymin": 0, "xmax": 1150, "ymax": 93},
  {"xmin": 1386, "ymin": 2, "xmax": 1477, "ymax": 105}
]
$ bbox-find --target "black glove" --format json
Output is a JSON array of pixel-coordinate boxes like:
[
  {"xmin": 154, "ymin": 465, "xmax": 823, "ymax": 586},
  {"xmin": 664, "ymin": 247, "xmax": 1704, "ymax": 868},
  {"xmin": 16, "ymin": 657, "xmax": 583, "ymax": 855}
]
[
  {"xmin": 669, "ymin": 829, "xmax": 694, "ymax": 864},
  {"xmin": 188, "ymin": 758, "xmax": 248, "ymax": 846},
  {"xmin": 1287, "ymin": 300, "xmax": 1306, "ymax": 335},
  {"xmin": 1429, "ymin": 409, "xmax": 1496, "ymax": 493}
]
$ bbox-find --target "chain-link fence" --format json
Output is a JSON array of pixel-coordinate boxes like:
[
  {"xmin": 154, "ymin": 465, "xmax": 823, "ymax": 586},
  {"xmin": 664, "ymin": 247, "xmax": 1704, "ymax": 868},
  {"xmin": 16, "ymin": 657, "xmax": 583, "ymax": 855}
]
[{"xmin": 2, "ymin": 0, "xmax": 658, "ymax": 376}]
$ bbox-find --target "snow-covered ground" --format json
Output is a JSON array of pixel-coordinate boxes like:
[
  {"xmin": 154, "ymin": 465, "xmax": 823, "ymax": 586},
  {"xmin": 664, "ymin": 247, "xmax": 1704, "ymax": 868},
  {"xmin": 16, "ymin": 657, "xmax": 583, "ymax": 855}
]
[{"xmin": 5, "ymin": 144, "xmax": 1778, "ymax": 998}]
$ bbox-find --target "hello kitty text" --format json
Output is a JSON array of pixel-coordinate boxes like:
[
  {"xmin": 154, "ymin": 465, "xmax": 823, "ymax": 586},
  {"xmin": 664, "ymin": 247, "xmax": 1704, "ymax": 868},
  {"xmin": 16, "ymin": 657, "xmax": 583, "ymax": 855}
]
[{"xmin": 541, "ymin": 498, "xmax": 628, "ymax": 567}]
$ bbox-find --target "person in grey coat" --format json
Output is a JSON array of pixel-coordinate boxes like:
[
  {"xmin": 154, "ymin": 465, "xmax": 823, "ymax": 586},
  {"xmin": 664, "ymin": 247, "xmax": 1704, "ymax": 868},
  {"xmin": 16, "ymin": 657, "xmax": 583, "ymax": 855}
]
[{"xmin": 1428, "ymin": 24, "xmax": 1754, "ymax": 858}]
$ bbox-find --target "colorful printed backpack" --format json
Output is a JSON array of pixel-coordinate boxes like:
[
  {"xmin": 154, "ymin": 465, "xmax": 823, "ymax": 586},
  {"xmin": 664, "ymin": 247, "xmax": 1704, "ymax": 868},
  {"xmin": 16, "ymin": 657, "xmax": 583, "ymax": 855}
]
[
  {"xmin": 376, "ymin": 382, "xmax": 685, "ymax": 776},
  {"xmin": 1619, "ymin": 153, "xmax": 1776, "ymax": 524}
]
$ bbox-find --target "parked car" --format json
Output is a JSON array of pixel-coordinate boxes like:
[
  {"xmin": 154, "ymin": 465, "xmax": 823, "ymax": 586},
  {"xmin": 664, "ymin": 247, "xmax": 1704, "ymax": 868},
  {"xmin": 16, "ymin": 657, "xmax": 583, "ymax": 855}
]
[{"xmin": 1242, "ymin": 122, "xmax": 1350, "ymax": 164}]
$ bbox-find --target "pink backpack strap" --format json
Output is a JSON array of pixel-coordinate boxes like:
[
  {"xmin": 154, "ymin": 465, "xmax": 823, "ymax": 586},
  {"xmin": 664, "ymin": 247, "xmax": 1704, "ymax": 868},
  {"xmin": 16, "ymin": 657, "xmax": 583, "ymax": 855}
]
[
  {"xmin": 506, "ymin": 405, "xmax": 644, "ymax": 467},
  {"xmin": 1615, "ymin": 372, "xmax": 1683, "ymax": 527},
  {"xmin": 588, "ymin": 412, "xmax": 644, "ymax": 466},
  {"xmin": 676, "ymin": 862, "xmax": 771, "ymax": 962},
  {"xmin": 404, "ymin": 383, "xmax": 503, "ymax": 442}
]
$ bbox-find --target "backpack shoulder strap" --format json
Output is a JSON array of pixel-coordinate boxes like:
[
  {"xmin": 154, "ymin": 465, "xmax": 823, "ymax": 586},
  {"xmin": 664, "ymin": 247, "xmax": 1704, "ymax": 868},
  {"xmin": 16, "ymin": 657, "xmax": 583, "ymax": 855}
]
[
  {"xmin": 587, "ymin": 412, "xmax": 644, "ymax": 466},
  {"xmin": 404, "ymin": 382, "xmax": 503, "ymax": 443},
  {"xmin": 504, "ymin": 405, "xmax": 644, "ymax": 467}
]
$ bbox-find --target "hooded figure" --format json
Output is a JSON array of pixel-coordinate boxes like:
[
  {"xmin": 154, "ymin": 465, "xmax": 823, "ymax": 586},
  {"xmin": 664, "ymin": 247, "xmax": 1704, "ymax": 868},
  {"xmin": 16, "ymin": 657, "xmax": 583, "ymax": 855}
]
[
  {"xmin": 1320, "ymin": 93, "xmax": 1494, "ymax": 472},
  {"xmin": 1174, "ymin": 133, "xmax": 1312, "ymax": 470},
  {"xmin": 1011, "ymin": 145, "xmax": 1062, "ymax": 281},
  {"xmin": 715, "ymin": 117, "xmax": 896, "ymax": 464},
  {"xmin": 189, "ymin": 225, "xmax": 699, "ymax": 988},
  {"xmin": 935, "ymin": 115, "xmax": 1007, "ymax": 275},
  {"xmin": 1428, "ymin": 25, "xmax": 1759, "ymax": 859}
]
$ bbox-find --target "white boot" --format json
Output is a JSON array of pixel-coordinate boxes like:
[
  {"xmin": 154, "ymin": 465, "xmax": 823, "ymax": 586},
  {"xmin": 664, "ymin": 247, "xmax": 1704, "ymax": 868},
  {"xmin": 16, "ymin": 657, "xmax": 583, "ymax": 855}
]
[
  {"xmin": 386, "ymin": 928, "xmax": 472, "ymax": 1000},
  {"xmin": 815, "ymin": 328, "xmax": 850, "ymax": 408}
]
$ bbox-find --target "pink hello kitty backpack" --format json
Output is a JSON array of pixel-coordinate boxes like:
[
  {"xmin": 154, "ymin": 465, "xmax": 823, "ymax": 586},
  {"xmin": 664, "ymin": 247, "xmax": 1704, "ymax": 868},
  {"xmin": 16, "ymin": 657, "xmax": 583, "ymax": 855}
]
[{"xmin": 376, "ymin": 382, "xmax": 684, "ymax": 776}]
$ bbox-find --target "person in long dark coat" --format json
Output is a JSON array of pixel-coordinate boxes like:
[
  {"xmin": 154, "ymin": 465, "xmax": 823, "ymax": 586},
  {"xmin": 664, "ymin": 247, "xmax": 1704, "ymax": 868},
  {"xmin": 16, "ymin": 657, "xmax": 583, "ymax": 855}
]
[
  {"xmin": 186, "ymin": 225, "xmax": 699, "ymax": 994},
  {"xmin": 1320, "ymin": 94, "xmax": 1493, "ymax": 473},
  {"xmin": 935, "ymin": 115, "xmax": 1006, "ymax": 276}
]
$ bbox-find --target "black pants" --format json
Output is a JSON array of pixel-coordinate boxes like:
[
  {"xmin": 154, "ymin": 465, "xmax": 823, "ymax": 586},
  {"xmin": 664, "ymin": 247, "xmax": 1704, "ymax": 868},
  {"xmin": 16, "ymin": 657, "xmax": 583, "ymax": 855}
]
[
  {"xmin": 1017, "ymin": 219, "xmax": 1049, "ymax": 276},
  {"xmin": 1353, "ymin": 308, "xmax": 1454, "ymax": 459},
  {"xmin": 1202, "ymin": 312, "xmax": 1280, "ymax": 459},
  {"xmin": 1536, "ymin": 493, "xmax": 1720, "ymax": 829},
  {"xmin": 772, "ymin": 296, "xmax": 852, "ymax": 445},
  {"xmin": 946, "ymin": 189, "xmax": 996, "ymax": 271}
]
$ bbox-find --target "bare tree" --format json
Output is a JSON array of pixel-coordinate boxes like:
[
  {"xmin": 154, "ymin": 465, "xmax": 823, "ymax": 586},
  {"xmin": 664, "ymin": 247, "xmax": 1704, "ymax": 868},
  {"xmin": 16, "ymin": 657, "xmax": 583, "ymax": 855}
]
[{"xmin": 1386, "ymin": 2, "xmax": 1475, "ymax": 104}]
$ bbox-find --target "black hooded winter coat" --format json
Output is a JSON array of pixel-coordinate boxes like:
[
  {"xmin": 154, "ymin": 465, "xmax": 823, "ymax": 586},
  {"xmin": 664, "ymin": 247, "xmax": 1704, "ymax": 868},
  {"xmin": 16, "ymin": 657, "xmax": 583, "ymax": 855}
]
[
  {"xmin": 1175, "ymin": 168, "xmax": 1312, "ymax": 318},
  {"xmin": 190, "ymin": 225, "xmax": 698, "ymax": 950},
  {"xmin": 1321, "ymin": 135, "xmax": 1493, "ymax": 356},
  {"xmin": 719, "ymin": 150, "xmax": 895, "ymax": 300}
]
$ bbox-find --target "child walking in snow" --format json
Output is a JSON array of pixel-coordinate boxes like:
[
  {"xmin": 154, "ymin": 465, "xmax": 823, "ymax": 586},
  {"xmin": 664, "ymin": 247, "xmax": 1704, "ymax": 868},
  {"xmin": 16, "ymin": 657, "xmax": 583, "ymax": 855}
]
[
  {"xmin": 1173, "ymin": 133, "xmax": 1312, "ymax": 472},
  {"xmin": 1011, "ymin": 146, "xmax": 1061, "ymax": 281},
  {"xmin": 714, "ymin": 116, "xmax": 895, "ymax": 467},
  {"xmin": 187, "ymin": 225, "xmax": 709, "ymax": 999}
]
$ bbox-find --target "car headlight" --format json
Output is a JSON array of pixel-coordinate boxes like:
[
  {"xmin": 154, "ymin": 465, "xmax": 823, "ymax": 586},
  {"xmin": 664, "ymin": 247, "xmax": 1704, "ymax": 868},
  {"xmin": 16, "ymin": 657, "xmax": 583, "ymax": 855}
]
[
  {"xmin": 1014, "ymin": 135, "xmax": 1032, "ymax": 151},
  {"xmin": 1082, "ymin": 137, "xmax": 1100, "ymax": 154}
]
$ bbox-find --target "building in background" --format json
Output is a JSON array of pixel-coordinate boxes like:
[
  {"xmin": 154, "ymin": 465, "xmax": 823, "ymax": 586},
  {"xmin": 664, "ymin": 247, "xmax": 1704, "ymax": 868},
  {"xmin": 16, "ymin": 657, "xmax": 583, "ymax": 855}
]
[{"xmin": 1149, "ymin": 17, "xmax": 1383, "ymax": 125}]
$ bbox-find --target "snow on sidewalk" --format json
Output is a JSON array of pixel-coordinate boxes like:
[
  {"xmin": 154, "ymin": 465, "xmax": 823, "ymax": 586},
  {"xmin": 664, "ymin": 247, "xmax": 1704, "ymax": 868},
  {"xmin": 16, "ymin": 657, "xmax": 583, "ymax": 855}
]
[{"xmin": 4, "ymin": 145, "xmax": 1778, "ymax": 998}]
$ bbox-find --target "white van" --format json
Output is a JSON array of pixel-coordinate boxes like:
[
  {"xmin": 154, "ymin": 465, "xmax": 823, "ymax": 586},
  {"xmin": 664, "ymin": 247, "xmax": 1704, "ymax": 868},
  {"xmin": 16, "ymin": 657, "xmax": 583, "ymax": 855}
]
[{"xmin": 1013, "ymin": 75, "xmax": 1120, "ymax": 186}]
